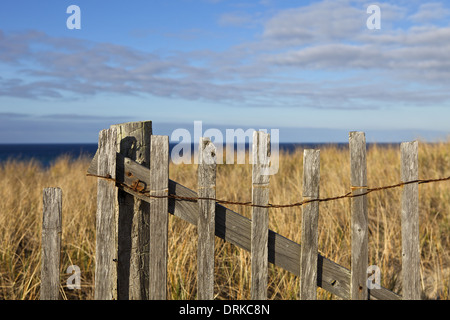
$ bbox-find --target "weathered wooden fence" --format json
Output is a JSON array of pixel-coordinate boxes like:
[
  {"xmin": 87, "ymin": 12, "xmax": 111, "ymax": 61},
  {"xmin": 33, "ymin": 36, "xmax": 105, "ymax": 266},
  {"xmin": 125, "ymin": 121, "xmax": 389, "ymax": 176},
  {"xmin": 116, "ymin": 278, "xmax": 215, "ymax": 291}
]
[{"xmin": 40, "ymin": 120, "xmax": 426, "ymax": 300}]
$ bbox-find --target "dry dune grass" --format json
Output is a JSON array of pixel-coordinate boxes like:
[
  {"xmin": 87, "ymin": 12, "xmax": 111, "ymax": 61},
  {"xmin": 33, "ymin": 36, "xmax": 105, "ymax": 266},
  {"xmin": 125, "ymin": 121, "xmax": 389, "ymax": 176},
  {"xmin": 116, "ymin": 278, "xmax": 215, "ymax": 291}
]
[{"xmin": 0, "ymin": 141, "xmax": 449, "ymax": 300}]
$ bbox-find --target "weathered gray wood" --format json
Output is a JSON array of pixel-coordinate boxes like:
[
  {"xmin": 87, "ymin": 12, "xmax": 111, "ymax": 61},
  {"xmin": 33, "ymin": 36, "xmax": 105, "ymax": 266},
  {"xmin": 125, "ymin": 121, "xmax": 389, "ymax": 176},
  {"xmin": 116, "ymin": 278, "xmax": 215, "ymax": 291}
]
[
  {"xmin": 87, "ymin": 152, "xmax": 401, "ymax": 300},
  {"xmin": 401, "ymin": 141, "xmax": 421, "ymax": 300},
  {"xmin": 300, "ymin": 150, "xmax": 320, "ymax": 300},
  {"xmin": 110, "ymin": 121, "xmax": 152, "ymax": 300},
  {"xmin": 41, "ymin": 187, "xmax": 62, "ymax": 300},
  {"xmin": 251, "ymin": 131, "xmax": 271, "ymax": 300},
  {"xmin": 349, "ymin": 131, "xmax": 368, "ymax": 300},
  {"xmin": 95, "ymin": 128, "xmax": 118, "ymax": 300},
  {"xmin": 149, "ymin": 135, "xmax": 169, "ymax": 300},
  {"xmin": 197, "ymin": 138, "xmax": 217, "ymax": 300}
]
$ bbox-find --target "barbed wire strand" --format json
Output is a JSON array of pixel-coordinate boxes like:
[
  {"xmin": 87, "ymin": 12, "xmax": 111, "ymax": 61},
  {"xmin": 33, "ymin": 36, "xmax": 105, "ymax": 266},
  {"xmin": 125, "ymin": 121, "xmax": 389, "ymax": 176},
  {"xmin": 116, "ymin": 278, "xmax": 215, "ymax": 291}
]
[{"xmin": 87, "ymin": 173, "xmax": 450, "ymax": 209}]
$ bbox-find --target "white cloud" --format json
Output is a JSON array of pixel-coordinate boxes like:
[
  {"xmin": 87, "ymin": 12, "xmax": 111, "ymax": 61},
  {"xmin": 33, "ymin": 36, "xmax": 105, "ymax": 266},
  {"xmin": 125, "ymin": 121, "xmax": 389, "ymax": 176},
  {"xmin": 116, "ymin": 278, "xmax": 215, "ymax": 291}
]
[
  {"xmin": 262, "ymin": 1, "xmax": 365, "ymax": 44},
  {"xmin": 409, "ymin": 2, "xmax": 450, "ymax": 23}
]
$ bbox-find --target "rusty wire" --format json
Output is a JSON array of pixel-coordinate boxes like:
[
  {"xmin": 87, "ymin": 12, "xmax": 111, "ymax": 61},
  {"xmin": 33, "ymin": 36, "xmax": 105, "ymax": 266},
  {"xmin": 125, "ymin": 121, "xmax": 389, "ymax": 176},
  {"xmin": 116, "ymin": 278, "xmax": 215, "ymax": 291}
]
[{"xmin": 87, "ymin": 173, "xmax": 450, "ymax": 209}]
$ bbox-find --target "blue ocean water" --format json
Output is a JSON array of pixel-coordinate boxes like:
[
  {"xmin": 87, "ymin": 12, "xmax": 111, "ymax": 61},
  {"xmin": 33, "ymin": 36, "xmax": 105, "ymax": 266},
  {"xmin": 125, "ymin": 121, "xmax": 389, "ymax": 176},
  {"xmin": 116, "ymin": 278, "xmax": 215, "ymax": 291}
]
[
  {"xmin": 0, "ymin": 144, "xmax": 99, "ymax": 167},
  {"xmin": 0, "ymin": 142, "xmax": 393, "ymax": 167}
]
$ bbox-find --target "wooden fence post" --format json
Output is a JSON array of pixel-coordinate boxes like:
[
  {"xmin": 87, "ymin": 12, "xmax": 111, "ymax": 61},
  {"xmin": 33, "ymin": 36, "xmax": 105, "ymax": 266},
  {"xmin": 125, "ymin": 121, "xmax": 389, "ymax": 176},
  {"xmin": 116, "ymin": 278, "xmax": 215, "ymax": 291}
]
[
  {"xmin": 111, "ymin": 121, "xmax": 152, "ymax": 300},
  {"xmin": 149, "ymin": 135, "xmax": 169, "ymax": 300},
  {"xmin": 95, "ymin": 128, "xmax": 118, "ymax": 300},
  {"xmin": 349, "ymin": 131, "xmax": 368, "ymax": 300},
  {"xmin": 300, "ymin": 150, "xmax": 320, "ymax": 300},
  {"xmin": 401, "ymin": 141, "xmax": 421, "ymax": 300},
  {"xmin": 41, "ymin": 187, "xmax": 62, "ymax": 300},
  {"xmin": 251, "ymin": 131, "xmax": 271, "ymax": 300},
  {"xmin": 197, "ymin": 137, "xmax": 217, "ymax": 300}
]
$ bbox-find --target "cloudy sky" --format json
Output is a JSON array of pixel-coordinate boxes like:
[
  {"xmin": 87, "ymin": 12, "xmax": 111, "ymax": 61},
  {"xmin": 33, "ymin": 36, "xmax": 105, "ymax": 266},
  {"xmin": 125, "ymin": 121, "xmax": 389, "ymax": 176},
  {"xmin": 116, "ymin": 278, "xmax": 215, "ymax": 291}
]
[{"xmin": 0, "ymin": 0, "xmax": 449, "ymax": 143}]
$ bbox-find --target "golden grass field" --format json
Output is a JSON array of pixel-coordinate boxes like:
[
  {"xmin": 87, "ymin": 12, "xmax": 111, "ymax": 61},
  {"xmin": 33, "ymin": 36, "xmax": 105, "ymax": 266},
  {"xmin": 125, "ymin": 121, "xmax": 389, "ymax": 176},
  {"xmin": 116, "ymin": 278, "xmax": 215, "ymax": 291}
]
[{"xmin": 0, "ymin": 141, "xmax": 449, "ymax": 300}]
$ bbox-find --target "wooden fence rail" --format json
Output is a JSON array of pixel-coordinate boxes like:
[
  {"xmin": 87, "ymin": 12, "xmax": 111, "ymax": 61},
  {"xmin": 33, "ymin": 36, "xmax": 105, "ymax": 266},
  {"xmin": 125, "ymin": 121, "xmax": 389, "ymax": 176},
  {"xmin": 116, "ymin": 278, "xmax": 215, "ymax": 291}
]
[{"xmin": 40, "ymin": 120, "xmax": 429, "ymax": 300}]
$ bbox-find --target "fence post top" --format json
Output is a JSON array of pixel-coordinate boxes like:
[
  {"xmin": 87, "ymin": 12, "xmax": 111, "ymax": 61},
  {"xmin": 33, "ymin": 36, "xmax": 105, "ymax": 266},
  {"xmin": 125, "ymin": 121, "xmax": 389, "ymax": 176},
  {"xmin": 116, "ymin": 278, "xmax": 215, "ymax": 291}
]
[
  {"xmin": 303, "ymin": 149, "xmax": 320, "ymax": 155},
  {"xmin": 401, "ymin": 140, "xmax": 419, "ymax": 147},
  {"xmin": 199, "ymin": 137, "xmax": 217, "ymax": 165}
]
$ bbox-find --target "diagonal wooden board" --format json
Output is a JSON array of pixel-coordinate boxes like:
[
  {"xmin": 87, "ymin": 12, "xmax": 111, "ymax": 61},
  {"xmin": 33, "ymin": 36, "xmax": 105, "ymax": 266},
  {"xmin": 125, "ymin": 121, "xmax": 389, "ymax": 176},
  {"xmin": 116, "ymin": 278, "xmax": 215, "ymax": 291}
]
[{"xmin": 88, "ymin": 151, "xmax": 401, "ymax": 300}]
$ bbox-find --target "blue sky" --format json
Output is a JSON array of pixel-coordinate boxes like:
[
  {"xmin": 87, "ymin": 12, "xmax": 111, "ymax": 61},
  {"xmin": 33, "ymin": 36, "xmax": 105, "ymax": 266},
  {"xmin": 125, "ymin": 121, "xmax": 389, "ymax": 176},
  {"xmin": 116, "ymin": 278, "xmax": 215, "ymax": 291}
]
[{"xmin": 1, "ymin": 0, "xmax": 449, "ymax": 143}]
